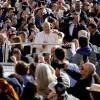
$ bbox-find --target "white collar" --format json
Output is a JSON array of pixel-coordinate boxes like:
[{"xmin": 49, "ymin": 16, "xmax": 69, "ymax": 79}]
[{"xmin": 76, "ymin": 10, "xmax": 81, "ymax": 15}]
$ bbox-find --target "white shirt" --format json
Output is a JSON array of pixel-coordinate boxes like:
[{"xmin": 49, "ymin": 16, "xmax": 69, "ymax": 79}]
[
  {"xmin": 34, "ymin": 30, "xmax": 64, "ymax": 54},
  {"xmin": 69, "ymin": 23, "xmax": 75, "ymax": 36},
  {"xmin": 76, "ymin": 10, "xmax": 81, "ymax": 16}
]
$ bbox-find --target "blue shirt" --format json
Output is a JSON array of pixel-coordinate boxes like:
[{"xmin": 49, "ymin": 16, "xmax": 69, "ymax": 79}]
[{"xmin": 61, "ymin": 63, "xmax": 80, "ymax": 87}]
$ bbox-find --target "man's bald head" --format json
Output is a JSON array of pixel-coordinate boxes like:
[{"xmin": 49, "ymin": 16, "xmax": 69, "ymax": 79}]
[{"xmin": 83, "ymin": 62, "xmax": 96, "ymax": 75}]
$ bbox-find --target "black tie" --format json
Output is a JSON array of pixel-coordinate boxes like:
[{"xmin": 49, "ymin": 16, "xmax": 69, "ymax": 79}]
[{"xmin": 72, "ymin": 24, "xmax": 76, "ymax": 36}]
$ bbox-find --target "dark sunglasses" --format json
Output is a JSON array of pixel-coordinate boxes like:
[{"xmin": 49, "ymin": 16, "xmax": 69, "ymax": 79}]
[{"xmin": 86, "ymin": 5, "xmax": 89, "ymax": 6}]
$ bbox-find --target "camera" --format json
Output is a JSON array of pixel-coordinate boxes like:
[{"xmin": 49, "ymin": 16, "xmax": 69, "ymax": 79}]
[
  {"xmin": 57, "ymin": 63, "xmax": 64, "ymax": 69},
  {"xmin": 33, "ymin": 53, "xmax": 38, "ymax": 63},
  {"xmin": 42, "ymin": 53, "xmax": 50, "ymax": 56},
  {"xmin": 51, "ymin": 60, "xmax": 64, "ymax": 69},
  {"xmin": 62, "ymin": 44, "xmax": 71, "ymax": 49}
]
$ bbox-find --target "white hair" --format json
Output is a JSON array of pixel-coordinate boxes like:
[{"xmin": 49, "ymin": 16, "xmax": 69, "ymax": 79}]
[
  {"xmin": 35, "ymin": 63, "xmax": 56, "ymax": 90},
  {"xmin": 78, "ymin": 30, "xmax": 90, "ymax": 39},
  {"xmin": 42, "ymin": 22, "xmax": 51, "ymax": 28},
  {"xmin": 78, "ymin": 30, "xmax": 88, "ymax": 37}
]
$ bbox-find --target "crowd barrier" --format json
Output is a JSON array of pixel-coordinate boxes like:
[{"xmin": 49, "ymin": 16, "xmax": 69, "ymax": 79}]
[
  {"xmin": 3, "ymin": 40, "xmax": 61, "ymax": 63},
  {"xmin": 1, "ymin": 41, "xmax": 61, "ymax": 76}
]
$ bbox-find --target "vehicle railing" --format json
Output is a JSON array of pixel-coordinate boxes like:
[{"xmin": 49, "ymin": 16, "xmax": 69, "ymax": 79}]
[{"xmin": 3, "ymin": 40, "xmax": 61, "ymax": 63}]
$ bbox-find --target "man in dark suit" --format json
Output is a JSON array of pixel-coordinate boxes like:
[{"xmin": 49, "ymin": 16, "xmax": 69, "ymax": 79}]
[
  {"xmin": 63, "ymin": 12, "xmax": 88, "ymax": 42},
  {"xmin": 64, "ymin": 62, "xmax": 96, "ymax": 100},
  {"xmin": 74, "ymin": 0, "xmax": 87, "ymax": 24},
  {"xmin": 88, "ymin": 23, "xmax": 100, "ymax": 47}
]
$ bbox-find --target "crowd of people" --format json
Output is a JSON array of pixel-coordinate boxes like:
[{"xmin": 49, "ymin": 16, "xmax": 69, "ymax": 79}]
[{"xmin": 0, "ymin": 0, "xmax": 100, "ymax": 100}]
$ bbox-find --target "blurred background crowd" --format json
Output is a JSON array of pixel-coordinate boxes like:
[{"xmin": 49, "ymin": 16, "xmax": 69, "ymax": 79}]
[{"xmin": 0, "ymin": 0, "xmax": 100, "ymax": 100}]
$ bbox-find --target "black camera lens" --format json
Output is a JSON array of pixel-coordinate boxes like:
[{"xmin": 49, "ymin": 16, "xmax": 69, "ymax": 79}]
[{"xmin": 58, "ymin": 63, "xmax": 64, "ymax": 69}]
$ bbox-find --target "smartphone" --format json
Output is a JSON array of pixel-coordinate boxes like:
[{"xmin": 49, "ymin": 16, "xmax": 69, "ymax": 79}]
[
  {"xmin": 3, "ymin": 24, "xmax": 7, "ymax": 30},
  {"xmin": 33, "ymin": 53, "xmax": 38, "ymax": 63},
  {"xmin": 83, "ymin": 54, "xmax": 88, "ymax": 63},
  {"xmin": 26, "ymin": 7, "xmax": 30, "ymax": 13}
]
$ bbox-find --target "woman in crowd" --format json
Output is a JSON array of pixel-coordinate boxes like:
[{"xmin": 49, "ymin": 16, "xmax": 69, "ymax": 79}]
[
  {"xmin": 8, "ymin": 73, "xmax": 25, "ymax": 94},
  {"xmin": 0, "ymin": 79, "xmax": 19, "ymax": 100},
  {"xmin": 20, "ymin": 81, "xmax": 43, "ymax": 100},
  {"xmin": 35, "ymin": 63, "xmax": 56, "ymax": 99},
  {"xmin": 82, "ymin": 2, "xmax": 90, "ymax": 16},
  {"xmin": 15, "ymin": 61, "xmax": 34, "ymax": 85}
]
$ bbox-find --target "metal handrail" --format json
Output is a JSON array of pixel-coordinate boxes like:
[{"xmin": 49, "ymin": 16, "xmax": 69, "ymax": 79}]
[
  {"xmin": 3, "ymin": 41, "xmax": 61, "ymax": 63},
  {"xmin": 9, "ymin": 42, "xmax": 61, "ymax": 46},
  {"xmin": 0, "ymin": 63, "xmax": 15, "ymax": 66}
]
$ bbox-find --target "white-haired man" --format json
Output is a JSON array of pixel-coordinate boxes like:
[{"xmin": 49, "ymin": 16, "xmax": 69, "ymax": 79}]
[
  {"xmin": 78, "ymin": 30, "xmax": 90, "ymax": 39},
  {"xmin": 34, "ymin": 22, "xmax": 64, "ymax": 55},
  {"xmin": 78, "ymin": 30, "xmax": 100, "ymax": 53}
]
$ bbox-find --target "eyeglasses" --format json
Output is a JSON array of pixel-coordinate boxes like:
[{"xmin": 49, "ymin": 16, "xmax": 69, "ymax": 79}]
[
  {"xmin": 80, "ymin": 65, "xmax": 89, "ymax": 72},
  {"xmin": 86, "ymin": 5, "xmax": 89, "ymax": 6}
]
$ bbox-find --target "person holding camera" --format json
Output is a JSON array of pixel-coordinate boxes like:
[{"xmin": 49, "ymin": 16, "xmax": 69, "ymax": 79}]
[{"xmin": 54, "ymin": 47, "xmax": 80, "ymax": 87}]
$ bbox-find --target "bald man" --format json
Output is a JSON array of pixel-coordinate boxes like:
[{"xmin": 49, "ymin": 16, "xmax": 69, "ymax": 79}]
[
  {"xmin": 34, "ymin": 22, "xmax": 64, "ymax": 54},
  {"xmin": 64, "ymin": 62, "xmax": 96, "ymax": 100}
]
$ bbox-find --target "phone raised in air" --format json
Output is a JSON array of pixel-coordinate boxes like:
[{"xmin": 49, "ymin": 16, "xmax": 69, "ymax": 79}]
[
  {"xmin": 83, "ymin": 54, "xmax": 88, "ymax": 63},
  {"xmin": 26, "ymin": 7, "xmax": 30, "ymax": 13},
  {"xmin": 3, "ymin": 24, "xmax": 7, "ymax": 30},
  {"xmin": 33, "ymin": 53, "xmax": 38, "ymax": 63}
]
